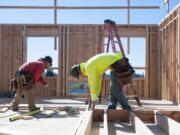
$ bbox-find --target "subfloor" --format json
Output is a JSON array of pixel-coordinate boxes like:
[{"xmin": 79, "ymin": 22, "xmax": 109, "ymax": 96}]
[{"xmin": 0, "ymin": 97, "xmax": 180, "ymax": 135}]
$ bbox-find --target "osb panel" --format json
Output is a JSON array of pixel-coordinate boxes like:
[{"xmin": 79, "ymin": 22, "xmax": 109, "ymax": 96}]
[
  {"xmin": 1, "ymin": 26, "xmax": 11, "ymax": 92},
  {"xmin": 159, "ymin": 5, "xmax": 180, "ymax": 104},
  {"xmin": 11, "ymin": 29, "xmax": 23, "ymax": 76},
  {"xmin": 34, "ymin": 77, "xmax": 57, "ymax": 97},
  {"xmin": 0, "ymin": 26, "xmax": 23, "ymax": 92},
  {"xmin": 66, "ymin": 25, "xmax": 102, "ymax": 82}
]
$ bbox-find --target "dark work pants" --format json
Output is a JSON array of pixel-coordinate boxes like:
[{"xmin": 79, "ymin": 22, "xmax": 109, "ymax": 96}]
[{"xmin": 108, "ymin": 71, "xmax": 132, "ymax": 110}]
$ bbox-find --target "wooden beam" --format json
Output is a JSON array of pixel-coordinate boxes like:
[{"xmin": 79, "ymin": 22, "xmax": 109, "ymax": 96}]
[
  {"xmin": 57, "ymin": 31, "xmax": 62, "ymax": 97},
  {"xmin": 107, "ymin": 110, "xmax": 129, "ymax": 122},
  {"xmin": 155, "ymin": 111, "xmax": 180, "ymax": 135},
  {"xmin": 133, "ymin": 111, "xmax": 154, "ymax": 123},
  {"xmin": 25, "ymin": 27, "xmax": 147, "ymax": 37},
  {"xmin": 0, "ymin": 128, "xmax": 30, "ymax": 135},
  {"xmin": 103, "ymin": 110, "xmax": 108, "ymax": 135},
  {"xmin": 93, "ymin": 109, "xmax": 156, "ymax": 123},
  {"xmin": 22, "ymin": 26, "xmax": 27, "ymax": 63},
  {"xmin": 93, "ymin": 109, "xmax": 104, "ymax": 122},
  {"xmin": 160, "ymin": 111, "xmax": 180, "ymax": 122},
  {"xmin": 0, "ymin": 107, "xmax": 8, "ymax": 113},
  {"xmin": 74, "ymin": 110, "xmax": 93, "ymax": 135},
  {"xmin": 159, "ymin": 15, "xmax": 178, "ymax": 31},
  {"xmin": 0, "ymin": 6, "xmax": 160, "ymax": 10}
]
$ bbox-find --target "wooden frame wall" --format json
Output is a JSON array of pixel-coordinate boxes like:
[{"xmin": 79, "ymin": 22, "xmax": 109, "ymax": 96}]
[
  {"xmin": 0, "ymin": 24, "xmax": 159, "ymax": 100},
  {"xmin": 159, "ymin": 4, "xmax": 180, "ymax": 104},
  {"xmin": 0, "ymin": 26, "xmax": 24, "ymax": 92}
]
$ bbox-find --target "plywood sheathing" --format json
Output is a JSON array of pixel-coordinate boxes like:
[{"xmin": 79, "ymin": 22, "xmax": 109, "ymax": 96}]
[
  {"xmin": 34, "ymin": 77, "xmax": 57, "ymax": 97},
  {"xmin": 0, "ymin": 25, "xmax": 24, "ymax": 92},
  {"xmin": 159, "ymin": 5, "xmax": 180, "ymax": 104}
]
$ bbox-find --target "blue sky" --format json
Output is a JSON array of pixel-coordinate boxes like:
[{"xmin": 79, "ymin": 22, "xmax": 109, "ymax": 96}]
[
  {"xmin": 0, "ymin": 0, "xmax": 179, "ymax": 24},
  {"xmin": 0, "ymin": 0, "xmax": 179, "ymax": 74}
]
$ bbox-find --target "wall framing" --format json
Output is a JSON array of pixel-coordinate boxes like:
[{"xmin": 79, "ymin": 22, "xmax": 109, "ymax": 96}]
[
  {"xmin": 0, "ymin": 24, "xmax": 160, "ymax": 100},
  {"xmin": 159, "ymin": 4, "xmax": 180, "ymax": 104}
]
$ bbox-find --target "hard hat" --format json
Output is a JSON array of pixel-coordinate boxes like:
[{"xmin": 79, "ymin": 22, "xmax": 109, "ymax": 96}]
[
  {"xmin": 44, "ymin": 56, "xmax": 53, "ymax": 66},
  {"xmin": 71, "ymin": 64, "xmax": 80, "ymax": 79}
]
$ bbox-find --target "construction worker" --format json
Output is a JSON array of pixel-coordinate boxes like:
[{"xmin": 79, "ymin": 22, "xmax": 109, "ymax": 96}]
[
  {"xmin": 11, "ymin": 56, "xmax": 53, "ymax": 112},
  {"xmin": 70, "ymin": 52, "xmax": 132, "ymax": 110}
]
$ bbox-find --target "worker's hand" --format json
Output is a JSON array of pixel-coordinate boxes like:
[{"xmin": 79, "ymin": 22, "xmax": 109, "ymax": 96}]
[
  {"xmin": 44, "ymin": 84, "xmax": 49, "ymax": 89},
  {"xmin": 88, "ymin": 100, "xmax": 96, "ymax": 110}
]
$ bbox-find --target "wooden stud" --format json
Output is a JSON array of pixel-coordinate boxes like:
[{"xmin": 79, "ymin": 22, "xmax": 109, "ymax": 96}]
[
  {"xmin": 145, "ymin": 26, "xmax": 149, "ymax": 98},
  {"xmin": 62, "ymin": 27, "xmax": 66, "ymax": 96},
  {"xmin": 57, "ymin": 27, "xmax": 62, "ymax": 97},
  {"xmin": 172, "ymin": 16, "xmax": 177, "ymax": 103},
  {"xmin": 103, "ymin": 110, "xmax": 108, "ymax": 135}
]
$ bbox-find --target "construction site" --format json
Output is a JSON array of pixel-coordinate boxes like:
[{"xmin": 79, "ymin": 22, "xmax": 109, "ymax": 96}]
[{"xmin": 0, "ymin": 0, "xmax": 180, "ymax": 135}]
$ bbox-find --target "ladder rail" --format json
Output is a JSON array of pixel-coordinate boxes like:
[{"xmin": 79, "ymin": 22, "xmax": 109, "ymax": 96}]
[{"xmin": 99, "ymin": 19, "xmax": 141, "ymax": 106}]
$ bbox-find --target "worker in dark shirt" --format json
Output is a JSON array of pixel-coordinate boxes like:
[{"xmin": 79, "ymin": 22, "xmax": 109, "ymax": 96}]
[{"xmin": 11, "ymin": 56, "xmax": 53, "ymax": 112}]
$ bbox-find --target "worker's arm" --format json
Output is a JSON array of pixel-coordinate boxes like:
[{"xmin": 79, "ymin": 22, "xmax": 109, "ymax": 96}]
[
  {"xmin": 88, "ymin": 75, "xmax": 99, "ymax": 101},
  {"xmin": 38, "ymin": 76, "xmax": 47, "ymax": 85},
  {"xmin": 87, "ymin": 70, "xmax": 100, "ymax": 110},
  {"xmin": 33, "ymin": 65, "xmax": 47, "ymax": 85}
]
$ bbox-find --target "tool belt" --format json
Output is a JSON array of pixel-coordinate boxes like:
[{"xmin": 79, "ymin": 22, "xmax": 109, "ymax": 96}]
[
  {"xmin": 112, "ymin": 57, "xmax": 135, "ymax": 86},
  {"xmin": 15, "ymin": 70, "xmax": 34, "ymax": 90}
]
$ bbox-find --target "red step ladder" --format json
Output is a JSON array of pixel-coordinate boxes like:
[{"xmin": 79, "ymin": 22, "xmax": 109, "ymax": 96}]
[{"xmin": 100, "ymin": 19, "xmax": 141, "ymax": 106}]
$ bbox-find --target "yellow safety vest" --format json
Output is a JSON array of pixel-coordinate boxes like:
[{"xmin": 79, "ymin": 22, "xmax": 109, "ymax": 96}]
[{"xmin": 80, "ymin": 52, "xmax": 123, "ymax": 101}]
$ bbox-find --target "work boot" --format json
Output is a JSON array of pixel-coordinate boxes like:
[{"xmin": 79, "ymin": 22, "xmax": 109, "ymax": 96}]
[{"xmin": 29, "ymin": 106, "xmax": 40, "ymax": 112}]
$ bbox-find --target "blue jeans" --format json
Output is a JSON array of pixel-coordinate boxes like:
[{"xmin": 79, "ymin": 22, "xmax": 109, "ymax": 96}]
[{"xmin": 108, "ymin": 71, "xmax": 131, "ymax": 110}]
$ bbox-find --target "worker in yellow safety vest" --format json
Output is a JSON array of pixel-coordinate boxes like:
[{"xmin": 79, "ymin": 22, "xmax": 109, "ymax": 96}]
[{"xmin": 70, "ymin": 52, "xmax": 132, "ymax": 110}]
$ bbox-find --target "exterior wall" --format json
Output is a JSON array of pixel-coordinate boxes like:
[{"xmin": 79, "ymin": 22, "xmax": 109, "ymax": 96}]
[
  {"xmin": 0, "ymin": 26, "xmax": 24, "ymax": 92},
  {"xmin": 0, "ymin": 24, "xmax": 159, "ymax": 99},
  {"xmin": 159, "ymin": 4, "xmax": 180, "ymax": 104}
]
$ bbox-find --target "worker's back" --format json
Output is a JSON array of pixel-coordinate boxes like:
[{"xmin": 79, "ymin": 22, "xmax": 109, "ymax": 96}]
[{"xmin": 85, "ymin": 52, "xmax": 123, "ymax": 75}]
